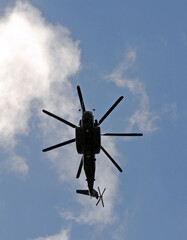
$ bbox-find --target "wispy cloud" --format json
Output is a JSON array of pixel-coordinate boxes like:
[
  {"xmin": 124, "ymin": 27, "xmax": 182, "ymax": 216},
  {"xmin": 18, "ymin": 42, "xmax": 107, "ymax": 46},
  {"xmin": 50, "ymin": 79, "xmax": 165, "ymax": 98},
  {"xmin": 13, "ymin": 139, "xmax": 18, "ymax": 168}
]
[
  {"xmin": 5, "ymin": 154, "xmax": 29, "ymax": 177},
  {"xmin": 111, "ymin": 207, "xmax": 137, "ymax": 240},
  {"xmin": 105, "ymin": 48, "xmax": 158, "ymax": 133},
  {"xmin": 30, "ymin": 228, "xmax": 70, "ymax": 240},
  {"xmin": 162, "ymin": 102, "xmax": 178, "ymax": 121}
]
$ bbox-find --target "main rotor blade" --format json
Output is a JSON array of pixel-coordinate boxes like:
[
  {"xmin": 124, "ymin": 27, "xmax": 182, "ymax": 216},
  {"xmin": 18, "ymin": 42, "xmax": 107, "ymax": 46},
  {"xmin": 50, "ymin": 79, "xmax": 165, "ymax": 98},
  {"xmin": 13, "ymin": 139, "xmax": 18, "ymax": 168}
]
[
  {"xmin": 43, "ymin": 109, "xmax": 77, "ymax": 128},
  {"xmin": 102, "ymin": 133, "xmax": 143, "ymax": 136},
  {"xmin": 101, "ymin": 146, "xmax": 123, "ymax": 172},
  {"xmin": 76, "ymin": 156, "xmax": 83, "ymax": 179},
  {"xmin": 77, "ymin": 86, "xmax": 86, "ymax": 113},
  {"xmin": 42, "ymin": 138, "xmax": 75, "ymax": 152},
  {"xmin": 98, "ymin": 96, "xmax": 124, "ymax": 125}
]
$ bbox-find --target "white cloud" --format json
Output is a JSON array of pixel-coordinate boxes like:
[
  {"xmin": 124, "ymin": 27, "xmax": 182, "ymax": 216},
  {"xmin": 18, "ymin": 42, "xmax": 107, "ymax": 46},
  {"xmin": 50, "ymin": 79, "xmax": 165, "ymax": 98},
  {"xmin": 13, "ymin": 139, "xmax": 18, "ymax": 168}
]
[
  {"xmin": 0, "ymin": 1, "xmax": 80, "ymax": 176},
  {"xmin": 31, "ymin": 228, "xmax": 70, "ymax": 240},
  {"xmin": 0, "ymin": 0, "xmax": 122, "ymax": 228},
  {"xmin": 105, "ymin": 48, "xmax": 158, "ymax": 133}
]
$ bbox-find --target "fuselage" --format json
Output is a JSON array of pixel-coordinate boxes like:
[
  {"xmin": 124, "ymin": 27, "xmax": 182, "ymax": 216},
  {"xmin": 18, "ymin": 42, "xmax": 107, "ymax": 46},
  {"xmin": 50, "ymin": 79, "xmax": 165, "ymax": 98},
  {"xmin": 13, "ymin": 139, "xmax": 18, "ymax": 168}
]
[
  {"xmin": 82, "ymin": 111, "xmax": 95, "ymax": 194},
  {"xmin": 75, "ymin": 111, "xmax": 101, "ymax": 194}
]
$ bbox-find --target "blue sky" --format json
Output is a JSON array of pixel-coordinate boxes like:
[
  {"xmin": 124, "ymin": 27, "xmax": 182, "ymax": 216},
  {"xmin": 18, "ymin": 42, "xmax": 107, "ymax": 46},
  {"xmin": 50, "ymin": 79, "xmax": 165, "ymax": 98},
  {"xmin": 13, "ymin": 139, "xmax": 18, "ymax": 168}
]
[{"xmin": 0, "ymin": 1, "xmax": 186, "ymax": 240}]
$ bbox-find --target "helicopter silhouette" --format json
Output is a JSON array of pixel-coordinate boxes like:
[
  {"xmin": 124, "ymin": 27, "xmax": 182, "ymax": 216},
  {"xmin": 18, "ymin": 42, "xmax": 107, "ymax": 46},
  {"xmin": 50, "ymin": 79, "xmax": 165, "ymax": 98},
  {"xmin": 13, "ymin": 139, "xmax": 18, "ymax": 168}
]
[{"xmin": 42, "ymin": 86, "xmax": 143, "ymax": 207}]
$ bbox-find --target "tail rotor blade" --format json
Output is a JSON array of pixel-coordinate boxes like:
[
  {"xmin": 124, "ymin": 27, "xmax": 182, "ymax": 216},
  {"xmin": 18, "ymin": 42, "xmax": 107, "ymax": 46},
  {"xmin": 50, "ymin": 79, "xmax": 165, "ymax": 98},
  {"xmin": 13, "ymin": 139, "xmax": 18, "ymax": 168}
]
[
  {"xmin": 96, "ymin": 187, "xmax": 101, "ymax": 206},
  {"xmin": 96, "ymin": 187, "xmax": 106, "ymax": 207},
  {"xmin": 42, "ymin": 138, "xmax": 75, "ymax": 152},
  {"xmin": 77, "ymin": 86, "xmax": 86, "ymax": 113},
  {"xmin": 96, "ymin": 198, "xmax": 101, "ymax": 206},
  {"xmin": 101, "ymin": 188, "xmax": 106, "ymax": 196},
  {"xmin": 98, "ymin": 96, "xmax": 124, "ymax": 125},
  {"xmin": 43, "ymin": 109, "xmax": 77, "ymax": 128},
  {"xmin": 101, "ymin": 146, "xmax": 122, "ymax": 172},
  {"xmin": 96, "ymin": 187, "xmax": 102, "ymax": 206},
  {"xmin": 76, "ymin": 156, "xmax": 83, "ymax": 179},
  {"xmin": 102, "ymin": 133, "xmax": 143, "ymax": 136},
  {"xmin": 100, "ymin": 188, "xmax": 106, "ymax": 207},
  {"xmin": 101, "ymin": 199, "xmax": 104, "ymax": 207},
  {"xmin": 98, "ymin": 186, "xmax": 101, "ymax": 196}
]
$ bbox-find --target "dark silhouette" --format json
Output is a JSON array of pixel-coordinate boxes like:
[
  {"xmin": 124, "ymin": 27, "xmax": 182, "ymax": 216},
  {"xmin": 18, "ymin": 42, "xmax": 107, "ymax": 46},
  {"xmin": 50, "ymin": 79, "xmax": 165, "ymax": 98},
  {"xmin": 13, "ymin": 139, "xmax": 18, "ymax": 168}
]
[{"xmin": 42, "ymin": 86, "xmax": 143, "ymax": 207}]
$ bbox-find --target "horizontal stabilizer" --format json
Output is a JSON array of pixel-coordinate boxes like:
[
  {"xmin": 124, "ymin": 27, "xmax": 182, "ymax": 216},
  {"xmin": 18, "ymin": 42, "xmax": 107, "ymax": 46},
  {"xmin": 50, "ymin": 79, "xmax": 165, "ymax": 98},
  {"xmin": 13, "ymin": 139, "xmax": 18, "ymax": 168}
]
[
  {"xmin": 76, "ymin": 190, "xmax": 90, "ymax": 196},
  {"xmin": 76, "ymin": 189, "xmax": 99, "ymax": 199}
]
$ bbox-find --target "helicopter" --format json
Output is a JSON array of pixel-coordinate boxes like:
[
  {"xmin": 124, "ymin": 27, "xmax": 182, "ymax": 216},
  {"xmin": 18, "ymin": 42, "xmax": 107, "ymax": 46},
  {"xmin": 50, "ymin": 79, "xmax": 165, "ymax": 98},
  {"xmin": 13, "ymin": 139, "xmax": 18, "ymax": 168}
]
[{"xmin": 42, "ymin": 86, "xmax": 143, "ymax": 207}]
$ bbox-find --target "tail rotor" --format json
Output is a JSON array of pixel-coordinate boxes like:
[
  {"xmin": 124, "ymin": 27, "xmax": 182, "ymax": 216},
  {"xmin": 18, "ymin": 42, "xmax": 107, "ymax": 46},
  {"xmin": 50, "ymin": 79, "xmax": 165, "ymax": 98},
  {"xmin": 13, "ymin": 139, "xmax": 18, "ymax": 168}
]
[{"xmin": 96, "ymin": 187, "xmax": 106, "ymax": 207}]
